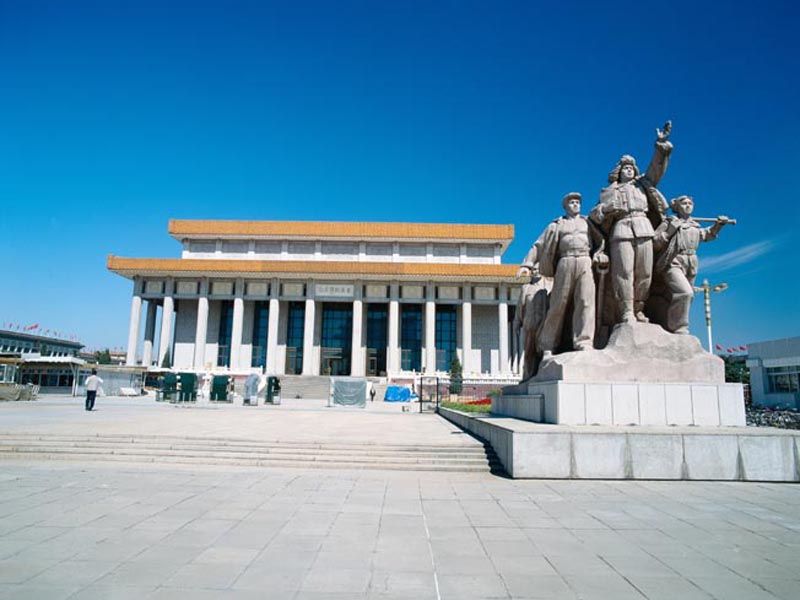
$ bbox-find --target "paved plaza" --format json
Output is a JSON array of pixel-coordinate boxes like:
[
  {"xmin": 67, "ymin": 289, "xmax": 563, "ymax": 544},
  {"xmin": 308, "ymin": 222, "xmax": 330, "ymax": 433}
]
[
  {"xmin": 0, "ymin": 396, "xmax": 477, "ymax": 447},
  {"xmin": 0, "ymin": 398, "xmax": 799, "ymax": 599}
]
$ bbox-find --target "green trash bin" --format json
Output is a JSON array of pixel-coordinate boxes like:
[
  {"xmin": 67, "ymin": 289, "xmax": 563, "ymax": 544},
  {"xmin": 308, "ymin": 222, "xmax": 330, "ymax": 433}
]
[
  {"xmin": 266, "ymin": 376, "xmax": 281, "ymax": 405},
  {"xmin": 177, "ymin": 373, "xmax": 197, "ymax": 402},
  {"xmin": 211, "ymin": 375, "xmax": 231, "ymax": 402},
  {"xmin": 162, "ymin": 373, "xmax": 178, "ymax": 402}
]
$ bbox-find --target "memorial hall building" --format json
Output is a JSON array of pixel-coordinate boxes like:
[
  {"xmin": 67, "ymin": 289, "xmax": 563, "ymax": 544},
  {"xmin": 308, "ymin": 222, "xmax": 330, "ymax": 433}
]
[{"xmin": 108, "ymin": 220, "xmax": 522, "ymax": 382}]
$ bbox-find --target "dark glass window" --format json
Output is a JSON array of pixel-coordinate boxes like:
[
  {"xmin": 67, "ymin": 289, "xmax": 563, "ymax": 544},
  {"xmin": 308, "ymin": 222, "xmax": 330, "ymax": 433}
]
[
  {"xmin": 320, "ymin": 303, "xmax": 352, "ymax": 376},
  {"xmin": 435, "ymin": 305, "xmax": 457, "ymax": 371},
  {"xmin": 217, "ymin": 300, "xmax": 234, "ymax": 367},
  {"xmin": 767, "ymin": 366, "xmax": 800, "ymax": 393},
  {"xmin": 366, "ymin": 304, "xmax": 388, "ymax": 376},
  {"xmin": 401, "ymin": 304, "xmax": 422, "ymax": 372},
  {"xmin": 251, "ymin": 301, "xmax": 269, "ymax": 368},
  {"xmin": 285, "ymin": 301, "xmax": 305, "ymax": 374}
]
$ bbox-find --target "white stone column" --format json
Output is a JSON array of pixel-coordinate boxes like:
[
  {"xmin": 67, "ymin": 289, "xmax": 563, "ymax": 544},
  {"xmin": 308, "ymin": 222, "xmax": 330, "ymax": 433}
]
[
  {"xmin": 302, "ymin": 292, "xmax": 316, "ymax": 375},
  {"xmin": 461, "ymin": 285, "xmax": 472, "ymax": 375},
  {"xmin": 194, "ymin": 280, "xmax": 209, "ymax": 369},
  {"xmin": 388, "ymin": 283, "xmax": 400, "ymax": 373},
  {"xmin": 158, "ymin": 280, "xmax": 174, "ymax": 367},
  {"xmin": 498, "ymin": 285, "xmax": 509, "ymax": 375},
  {"xmin": 351, "ymin": 286, "xmax": 365, "ymax": 376},
  {"xmin": 266, "ymin": 290, "xmax": 280, "ymax": 374},
  {"xmin": 142, "ymin": 301, "xmax": 158, "ymax": 367},
  {"xmin": 425, "ymin": 283, "xmax": 436, "ymax": 373},
  {"xmin": 125, "ymin": 278, "xmax": 142, "ymax": 366},
  {"xmin": 230, "ymin": 278, "xmax": 244, "ymax": 370}
]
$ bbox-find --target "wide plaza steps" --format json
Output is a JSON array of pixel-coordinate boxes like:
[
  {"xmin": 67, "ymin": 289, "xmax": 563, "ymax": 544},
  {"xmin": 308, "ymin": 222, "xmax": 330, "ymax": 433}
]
[
  {"xmin": 0, "ymin": 433, "xmax": 501, "ymax": 473},
  {"xmin": 278, "ymin": 376, "xmax": 331, "ymax": 400}
]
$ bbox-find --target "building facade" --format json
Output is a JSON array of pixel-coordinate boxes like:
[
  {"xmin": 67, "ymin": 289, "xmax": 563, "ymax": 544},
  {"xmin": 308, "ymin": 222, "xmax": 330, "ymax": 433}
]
[
  {"xmin": 0, "ymin": 330, "xmax": 83, "ymax": 358},
  {"xmin": 746, "ymin": 336, "xmax": 800, "ymax": 409},
  {"xmin": 0, "ymin": 329, "xmax": 86, "ymax": 393},
  {"xmin": 109, "ymin": 220, "xmax": 523, "ymax": 381}
]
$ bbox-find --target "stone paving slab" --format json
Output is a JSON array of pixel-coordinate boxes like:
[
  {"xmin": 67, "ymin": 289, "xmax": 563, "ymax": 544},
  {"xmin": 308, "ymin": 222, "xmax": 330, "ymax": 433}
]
[{"xmin": 0, "ymin": 461, "xmax": 798, "ymax": 599}]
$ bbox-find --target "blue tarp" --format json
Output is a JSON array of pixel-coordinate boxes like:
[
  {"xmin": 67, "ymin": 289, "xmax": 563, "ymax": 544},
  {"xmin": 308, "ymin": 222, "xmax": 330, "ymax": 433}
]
[{"xmin": 384, "ymin": 385, "xmax": 414, "ymax": 402}]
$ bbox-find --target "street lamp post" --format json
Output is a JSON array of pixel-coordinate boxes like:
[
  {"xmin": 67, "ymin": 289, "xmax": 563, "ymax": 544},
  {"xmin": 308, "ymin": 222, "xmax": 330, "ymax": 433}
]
[{"xmin": 693, "ymin": 279, "xmax": 728, "ymax": 353}]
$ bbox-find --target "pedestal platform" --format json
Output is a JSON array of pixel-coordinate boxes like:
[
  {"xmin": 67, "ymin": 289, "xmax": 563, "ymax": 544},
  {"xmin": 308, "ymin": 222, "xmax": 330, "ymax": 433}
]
[
  {"xmin": 495, "ymin": 323, "xmax": 746, "ymax": 427},
  {"xmin": 440, "ymin": 407, "xmax": 799, "ymax": 481}
]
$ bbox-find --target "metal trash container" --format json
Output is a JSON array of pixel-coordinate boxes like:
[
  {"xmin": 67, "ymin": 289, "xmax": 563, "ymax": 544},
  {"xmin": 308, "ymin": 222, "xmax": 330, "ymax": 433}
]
[
  {"xmin": 162, "ymin": 373, "xmax": 178, "ymax": 402},
  {"xmin": 177, "ymin": 373, "xmax": 198, "ymax": 402},
  {"xmin": 266, "ymin": 376, "xmax": 281, "ymax": 405},
  {"xmin": 211, "ymin": 375, "xmax": 231, "ymax": 402}
]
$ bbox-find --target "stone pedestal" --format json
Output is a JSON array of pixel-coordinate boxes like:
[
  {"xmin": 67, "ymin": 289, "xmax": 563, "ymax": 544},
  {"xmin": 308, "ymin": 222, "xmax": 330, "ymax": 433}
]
[{"xmin": 494, "ymin": 323, "xmax": 746, "ymax": 427}]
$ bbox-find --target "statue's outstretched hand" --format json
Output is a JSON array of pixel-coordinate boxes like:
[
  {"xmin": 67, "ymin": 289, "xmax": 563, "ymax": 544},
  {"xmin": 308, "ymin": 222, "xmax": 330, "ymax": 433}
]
[
  {"xmin": 517, "ymin": 266, "xmax": 531, "ymax": 279},
  {"xmin": 656, "ymin": 120, "xmax": 672, "ymax": 141}
]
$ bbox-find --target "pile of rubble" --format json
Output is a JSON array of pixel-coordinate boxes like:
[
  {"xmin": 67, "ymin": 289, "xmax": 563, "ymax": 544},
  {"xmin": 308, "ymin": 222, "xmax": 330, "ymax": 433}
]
[{"xmin": 746, "ymin": 406, "xmax": 800, "ymax": 430}]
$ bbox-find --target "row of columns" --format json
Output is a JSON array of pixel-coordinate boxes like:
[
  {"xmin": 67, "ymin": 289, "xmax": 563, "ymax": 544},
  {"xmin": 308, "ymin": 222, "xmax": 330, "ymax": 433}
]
[{"xmin": 125, "ymin": 278, "xmax": 516, "ymax": 376}]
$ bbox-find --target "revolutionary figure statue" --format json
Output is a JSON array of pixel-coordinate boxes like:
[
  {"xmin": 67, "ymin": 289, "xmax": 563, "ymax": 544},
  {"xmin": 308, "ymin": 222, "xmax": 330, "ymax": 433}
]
[
  {"xmin": 513, "ymin": 265, "xmax": 552, "ymax": 380},
  {"xmin": 519, "ymin": 192, "xmax": 607, "ymax": 361},
  {"xmin": 650, "ymin": 195, "xmax": 731, "ymax": 334},
  {"xmin": 590, "ymin": 122, "xmax": 673, "ymax": 325}
]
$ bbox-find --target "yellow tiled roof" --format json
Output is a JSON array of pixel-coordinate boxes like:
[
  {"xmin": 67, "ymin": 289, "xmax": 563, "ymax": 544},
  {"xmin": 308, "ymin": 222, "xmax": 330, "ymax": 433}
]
[
  {"xmin": 168, "ymin": 219, "xmax": 514, "ymax": 242},
  {"xmin": 107, "ymin": 256, "xmax": 519, "ymax": 281}
]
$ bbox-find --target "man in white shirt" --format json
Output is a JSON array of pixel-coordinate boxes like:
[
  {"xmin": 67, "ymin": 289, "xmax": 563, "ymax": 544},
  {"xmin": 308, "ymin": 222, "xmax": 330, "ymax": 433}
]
[{"xmin": 84, "ymin": 369, "xmax": 103, "ymax": 411}]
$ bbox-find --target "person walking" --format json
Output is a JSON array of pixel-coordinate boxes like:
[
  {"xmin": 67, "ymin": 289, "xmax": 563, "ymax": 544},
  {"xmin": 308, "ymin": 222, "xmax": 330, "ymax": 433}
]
[{"xmin": 84, "ymin": 369, "xmax": 103, "ymax": 411}]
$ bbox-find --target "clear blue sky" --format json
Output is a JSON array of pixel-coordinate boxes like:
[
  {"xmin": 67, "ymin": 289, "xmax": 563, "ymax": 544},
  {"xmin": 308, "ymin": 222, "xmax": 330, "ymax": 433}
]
[{"xmin": 1, "ymin": 0, "xmax": 798, "ymax": 351}]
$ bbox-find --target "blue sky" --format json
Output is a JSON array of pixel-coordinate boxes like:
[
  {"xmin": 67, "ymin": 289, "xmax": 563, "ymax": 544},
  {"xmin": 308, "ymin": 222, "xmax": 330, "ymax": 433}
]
[{"xmin": 1, "ymin": 0, "xmax": 798, "ymax": 351}]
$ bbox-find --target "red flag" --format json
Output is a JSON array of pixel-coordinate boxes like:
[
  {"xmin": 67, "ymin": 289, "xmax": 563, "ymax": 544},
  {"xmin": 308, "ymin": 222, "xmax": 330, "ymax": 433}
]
[
  {"xmin": 739, "ymin": 345, "xmax": 747, "ymax": 351},
  {"xmin": 715, "ymin": 344, "xmax": 723, "ymax": 350},
  {"xmin": 727, "ymin": 347, "xmax": 735, "ymax": 353}
]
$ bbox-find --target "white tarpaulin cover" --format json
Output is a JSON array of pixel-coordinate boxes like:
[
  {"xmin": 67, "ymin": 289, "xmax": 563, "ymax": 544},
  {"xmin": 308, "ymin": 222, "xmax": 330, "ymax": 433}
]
[{"xmin": 331, "ymin": 378, "xmax": 367, "ymax": 407}]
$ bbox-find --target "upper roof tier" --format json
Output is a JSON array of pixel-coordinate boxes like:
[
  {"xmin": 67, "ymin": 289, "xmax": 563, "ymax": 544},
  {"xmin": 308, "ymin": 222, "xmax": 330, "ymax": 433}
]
[{"xmin": 169, "ymin": 220, "xmax": 515, "ymax": 250}]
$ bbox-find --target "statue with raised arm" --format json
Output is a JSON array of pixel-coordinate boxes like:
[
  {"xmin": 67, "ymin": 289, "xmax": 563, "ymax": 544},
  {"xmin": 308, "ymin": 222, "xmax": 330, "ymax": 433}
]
[
  {"xmin": 521, "ymin": 192, "xmax": 607, "ymax": 362},
  {"xmin": 649, "ymin": 195, "xmax": 733, "ymax": 334},
  {"xmin": 590, "ymin": 121, "xmax": 673, "ymax": 326}
]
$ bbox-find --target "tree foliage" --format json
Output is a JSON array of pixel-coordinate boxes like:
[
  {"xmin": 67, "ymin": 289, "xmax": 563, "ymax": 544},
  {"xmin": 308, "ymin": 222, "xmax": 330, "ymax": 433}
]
[
  {"xmin": 449, "ymin": 357, "xmax": 463, "ymax": 394},
  {"xmin": 723, "ymin": 355, "xmax": 750, "ymax": 384},
  {"xmin": 95, "ymin": 349, "xmax": 112, "ymax": 365}
]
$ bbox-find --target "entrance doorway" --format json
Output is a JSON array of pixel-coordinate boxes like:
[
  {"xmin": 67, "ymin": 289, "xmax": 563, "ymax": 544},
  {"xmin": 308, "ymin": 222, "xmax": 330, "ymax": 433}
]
[
  {"xmin": 366, "ymin": 304, "xmax": 387, "ymax": 376},
  {"xmin": 321, "ymin": 303, "xmax": 353, "ymax": 376}
]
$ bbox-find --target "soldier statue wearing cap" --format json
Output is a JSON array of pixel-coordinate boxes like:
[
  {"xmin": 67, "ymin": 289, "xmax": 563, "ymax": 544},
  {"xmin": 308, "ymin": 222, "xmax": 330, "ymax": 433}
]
[
  {"xmin": 590, "ymin": 122, "xmax": 673, "ymax": 326},
  {"xmin": 518, "ymin": 192, "xmax": 607, "ymax": 362},
  {"xmin": 649, "ymin": 195, "xmax": 732, "ymax": 334}
]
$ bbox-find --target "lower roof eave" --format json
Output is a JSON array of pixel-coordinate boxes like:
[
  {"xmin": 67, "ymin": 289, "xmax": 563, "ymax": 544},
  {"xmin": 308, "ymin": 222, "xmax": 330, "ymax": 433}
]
[
  {"xmin": 110, "ymin": 269, "xmax": 519, "ymax": 284},
  {"xmin": 106, "ymin": 256, "xmax": 521, "ymax": 284}
]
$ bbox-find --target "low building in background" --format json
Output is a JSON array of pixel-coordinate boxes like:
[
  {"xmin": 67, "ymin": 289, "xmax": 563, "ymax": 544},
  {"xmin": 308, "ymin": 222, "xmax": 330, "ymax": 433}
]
[
  {"xmin": 0, "ymin": 329, "xmax": 83, "ymax": 358},
  {"xmin": 0, "ymin": 329, "xmax": 142, "ymax": 396},
  {"xmin": 0, "ymin": 329, "xmax": 86, "ymax": 394},
  {"xmin": 747, "ymin": 337, "xmax": 800, "ymax": 409}
]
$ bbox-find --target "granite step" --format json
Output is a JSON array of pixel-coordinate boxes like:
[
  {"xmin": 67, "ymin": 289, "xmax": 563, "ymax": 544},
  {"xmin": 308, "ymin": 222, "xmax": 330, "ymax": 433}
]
[{"xmin": 0, "ymin": 434, "xmax": 502, "ymax": 473}]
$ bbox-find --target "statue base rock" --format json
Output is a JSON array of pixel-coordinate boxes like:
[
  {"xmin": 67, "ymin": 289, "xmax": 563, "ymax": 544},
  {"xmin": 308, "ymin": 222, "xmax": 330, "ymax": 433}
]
[
  {"xmin": 497, "ymin": 323, "xmax": 745, "ymax": 427},
  {"xmin": 535, "ymin": 322, "xmax": 723, "ymax": 384}
]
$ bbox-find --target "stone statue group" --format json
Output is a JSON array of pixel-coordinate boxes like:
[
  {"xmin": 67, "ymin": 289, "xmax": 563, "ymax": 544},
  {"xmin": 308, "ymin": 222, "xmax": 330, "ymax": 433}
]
[{"xmin": 515, "ymin": 122, "xmax": 734, "ymax": 380}]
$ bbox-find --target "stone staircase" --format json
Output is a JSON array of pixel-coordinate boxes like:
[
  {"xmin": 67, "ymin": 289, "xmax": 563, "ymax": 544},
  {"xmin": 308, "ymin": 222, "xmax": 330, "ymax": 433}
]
[
  {"xmin": 278, "ymin": 376, "xmax": 331, "ymax": 400},
  {"xmin": 367, "ymin": 378, "xmax": 389, "ymax": 402},
  {"xmin": 0, "ymin": 433, "xmax": 503, "ymax": 473}
]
